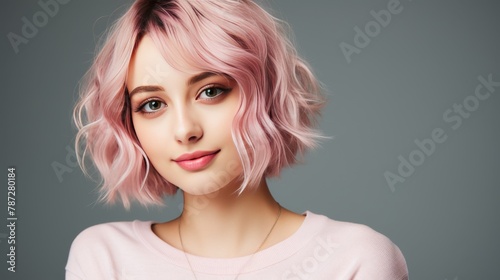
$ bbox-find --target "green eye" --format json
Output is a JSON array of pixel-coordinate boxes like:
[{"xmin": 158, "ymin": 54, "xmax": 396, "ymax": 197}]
[
  {"xmin": 198, "ymin": 87, "xmax": 229, "ymax": 100},
  {"xmin": 141, "ymin": 100, "xmax": 165, "ymax": 113}
]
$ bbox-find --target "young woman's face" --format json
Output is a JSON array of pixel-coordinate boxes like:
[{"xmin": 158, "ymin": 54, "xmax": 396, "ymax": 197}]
[{"xmin": 127, "ymin": 35, "xmax": 243, "ymax": 195}]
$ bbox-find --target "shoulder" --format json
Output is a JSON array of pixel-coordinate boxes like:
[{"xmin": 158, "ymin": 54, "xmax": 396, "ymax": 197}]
[
  {"xmin": 308, "ymin": 212, "xmax": 409, "ymax": 279},
  {"xmin": 69, "ymin": 221, "xmax": 135, "ymax": 247},
  {"xmin": 68, "ymin": 220, "xmax": 155, "ymax": 252},
  {"xmin": 66, "ymin": 220, "xmax": 154, "ymax": 278},
  {"xmin": 68, "ymin": 221, "xmax": 133, "ymax": 257}
]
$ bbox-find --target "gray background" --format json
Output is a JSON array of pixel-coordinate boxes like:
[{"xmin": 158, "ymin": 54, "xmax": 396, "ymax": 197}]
[{"xmin": 1, "ymin": 0, "xmax": 499, "ymax": 279}]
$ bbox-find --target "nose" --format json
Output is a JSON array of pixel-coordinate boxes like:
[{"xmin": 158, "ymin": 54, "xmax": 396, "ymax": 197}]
[{"xmin": 173, "ymin": 107, "xmax": 203, "ymax": 144}]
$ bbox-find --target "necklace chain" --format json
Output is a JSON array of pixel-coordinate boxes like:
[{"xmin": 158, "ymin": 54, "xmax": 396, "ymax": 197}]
[{"xmin": 178, "ymin": 203, "xmax": 282, "ymax": 280}]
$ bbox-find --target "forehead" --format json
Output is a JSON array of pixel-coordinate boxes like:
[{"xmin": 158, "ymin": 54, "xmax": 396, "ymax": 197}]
[
  {"xmin": 130, "ymin": 35, "xmax": 160, "ymax": 70},
  {"xmin": 127, "ymin": 35, "xmax": 193, "ymax": 88}
]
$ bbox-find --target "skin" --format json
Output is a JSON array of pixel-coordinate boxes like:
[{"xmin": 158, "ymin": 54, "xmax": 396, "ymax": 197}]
[{"xmin": 127, "ymin": 35, "xmax": 305, "ymax": 258}]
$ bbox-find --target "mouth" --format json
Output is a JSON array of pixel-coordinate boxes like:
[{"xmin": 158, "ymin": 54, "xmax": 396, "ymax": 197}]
[
  {"xmin": 173, "ymin": 150, "xmax": 220, "ymax": 162},
  {"xmin": 173, "ymin": 150, "xmax": 220, "ymax": 171}
]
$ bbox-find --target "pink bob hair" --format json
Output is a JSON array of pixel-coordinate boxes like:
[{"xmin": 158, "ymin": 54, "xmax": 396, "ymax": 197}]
[{"xmin": 74, "ymin": 0, "xmax": 326, "ymax": 209}]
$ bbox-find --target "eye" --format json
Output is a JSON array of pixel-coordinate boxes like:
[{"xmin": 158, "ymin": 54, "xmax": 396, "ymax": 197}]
[
  {"xmin": 137, "ymin": 100, "xmax": 166, "ymax": 114},
  {"xmin": 198, "ymin": 86, "xmax": 230, "ymax": 100}
]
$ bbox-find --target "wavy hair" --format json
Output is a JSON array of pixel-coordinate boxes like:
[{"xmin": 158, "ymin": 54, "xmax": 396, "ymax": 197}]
[{"xmin": 74, "ymin": 0, "xmax": 326, "ymax": 209}]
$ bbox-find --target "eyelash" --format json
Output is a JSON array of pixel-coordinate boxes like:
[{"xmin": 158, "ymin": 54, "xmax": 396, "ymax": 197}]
[{"xmin": 133, "ymin": 85, "xmax": 232, "ymax": 115}]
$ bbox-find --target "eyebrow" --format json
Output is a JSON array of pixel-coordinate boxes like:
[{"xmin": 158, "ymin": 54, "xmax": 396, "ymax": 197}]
[
  {"xmin": 128, "ymin": 85, "xmax": 164, "ymax": 97},
  {"xmin": 128, "ymin": 72, "xmax": 219, "ymax": 98},
  {"xmin": 188, "ymin": 72, "xmax": 218, "ymax": 86}
]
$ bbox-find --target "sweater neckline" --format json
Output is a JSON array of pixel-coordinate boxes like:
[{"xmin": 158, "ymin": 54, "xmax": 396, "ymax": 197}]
[{"xmin": 133, "ymin": 211, "xmax": 326, "ymax": 275}]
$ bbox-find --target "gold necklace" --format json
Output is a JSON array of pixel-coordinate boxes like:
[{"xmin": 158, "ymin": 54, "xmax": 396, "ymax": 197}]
[{"xmin": 178, "ymin": 203, "xmax": 282, "ymax": 280}]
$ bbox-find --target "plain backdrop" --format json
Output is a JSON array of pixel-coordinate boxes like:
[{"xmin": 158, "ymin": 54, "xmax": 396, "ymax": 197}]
[{"xmin": 1, "ymin": 0, "xmax": 499, "ymax": 279}]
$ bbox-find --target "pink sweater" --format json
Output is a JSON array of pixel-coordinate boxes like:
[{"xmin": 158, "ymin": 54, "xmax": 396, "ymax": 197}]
[{"xmin": 66, "ymin": 211, "xmax": 408, "ymax": 279}]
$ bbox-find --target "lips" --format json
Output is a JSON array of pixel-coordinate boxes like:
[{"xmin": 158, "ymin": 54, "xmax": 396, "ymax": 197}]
[
  {"xmin": 173, "ymin": 150, "xmax": 220, "ymax": 162},
  {"xmin": 173, "ymin": 150, "xmax": 220, "ymax": 172}
]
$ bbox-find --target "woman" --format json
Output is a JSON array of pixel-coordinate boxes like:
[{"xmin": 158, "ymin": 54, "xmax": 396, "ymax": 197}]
[{"xmin": 66, "ymin": 0, "xmax": 408, "ymax": 279}]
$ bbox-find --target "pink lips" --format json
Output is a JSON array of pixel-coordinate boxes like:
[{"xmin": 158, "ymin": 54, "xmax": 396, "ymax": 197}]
[{"xmin": 173, "ymin": 150, "xmax": 220, "ymax": 171}]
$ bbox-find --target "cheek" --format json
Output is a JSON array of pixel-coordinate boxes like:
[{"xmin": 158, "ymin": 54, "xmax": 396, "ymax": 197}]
[
  {"xmin": 210, "ymin": 94, "xmax": 240, "ymax": 139},
  {"xmin": 211, "ymin": 114, "xmax": 233, "ymax": 138},
  {"xmin": 132, "ymin": 117, "xmax": 171, "ymax": 158},
  {"xmin": 203, "ymin": 106, "xmax": 238, "ymax": 151}
]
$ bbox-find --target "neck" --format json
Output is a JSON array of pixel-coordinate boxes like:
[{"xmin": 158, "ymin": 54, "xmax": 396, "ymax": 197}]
[{"xmin": 179, "ymin": 178, "xmax": 281, "ymax": 258}]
